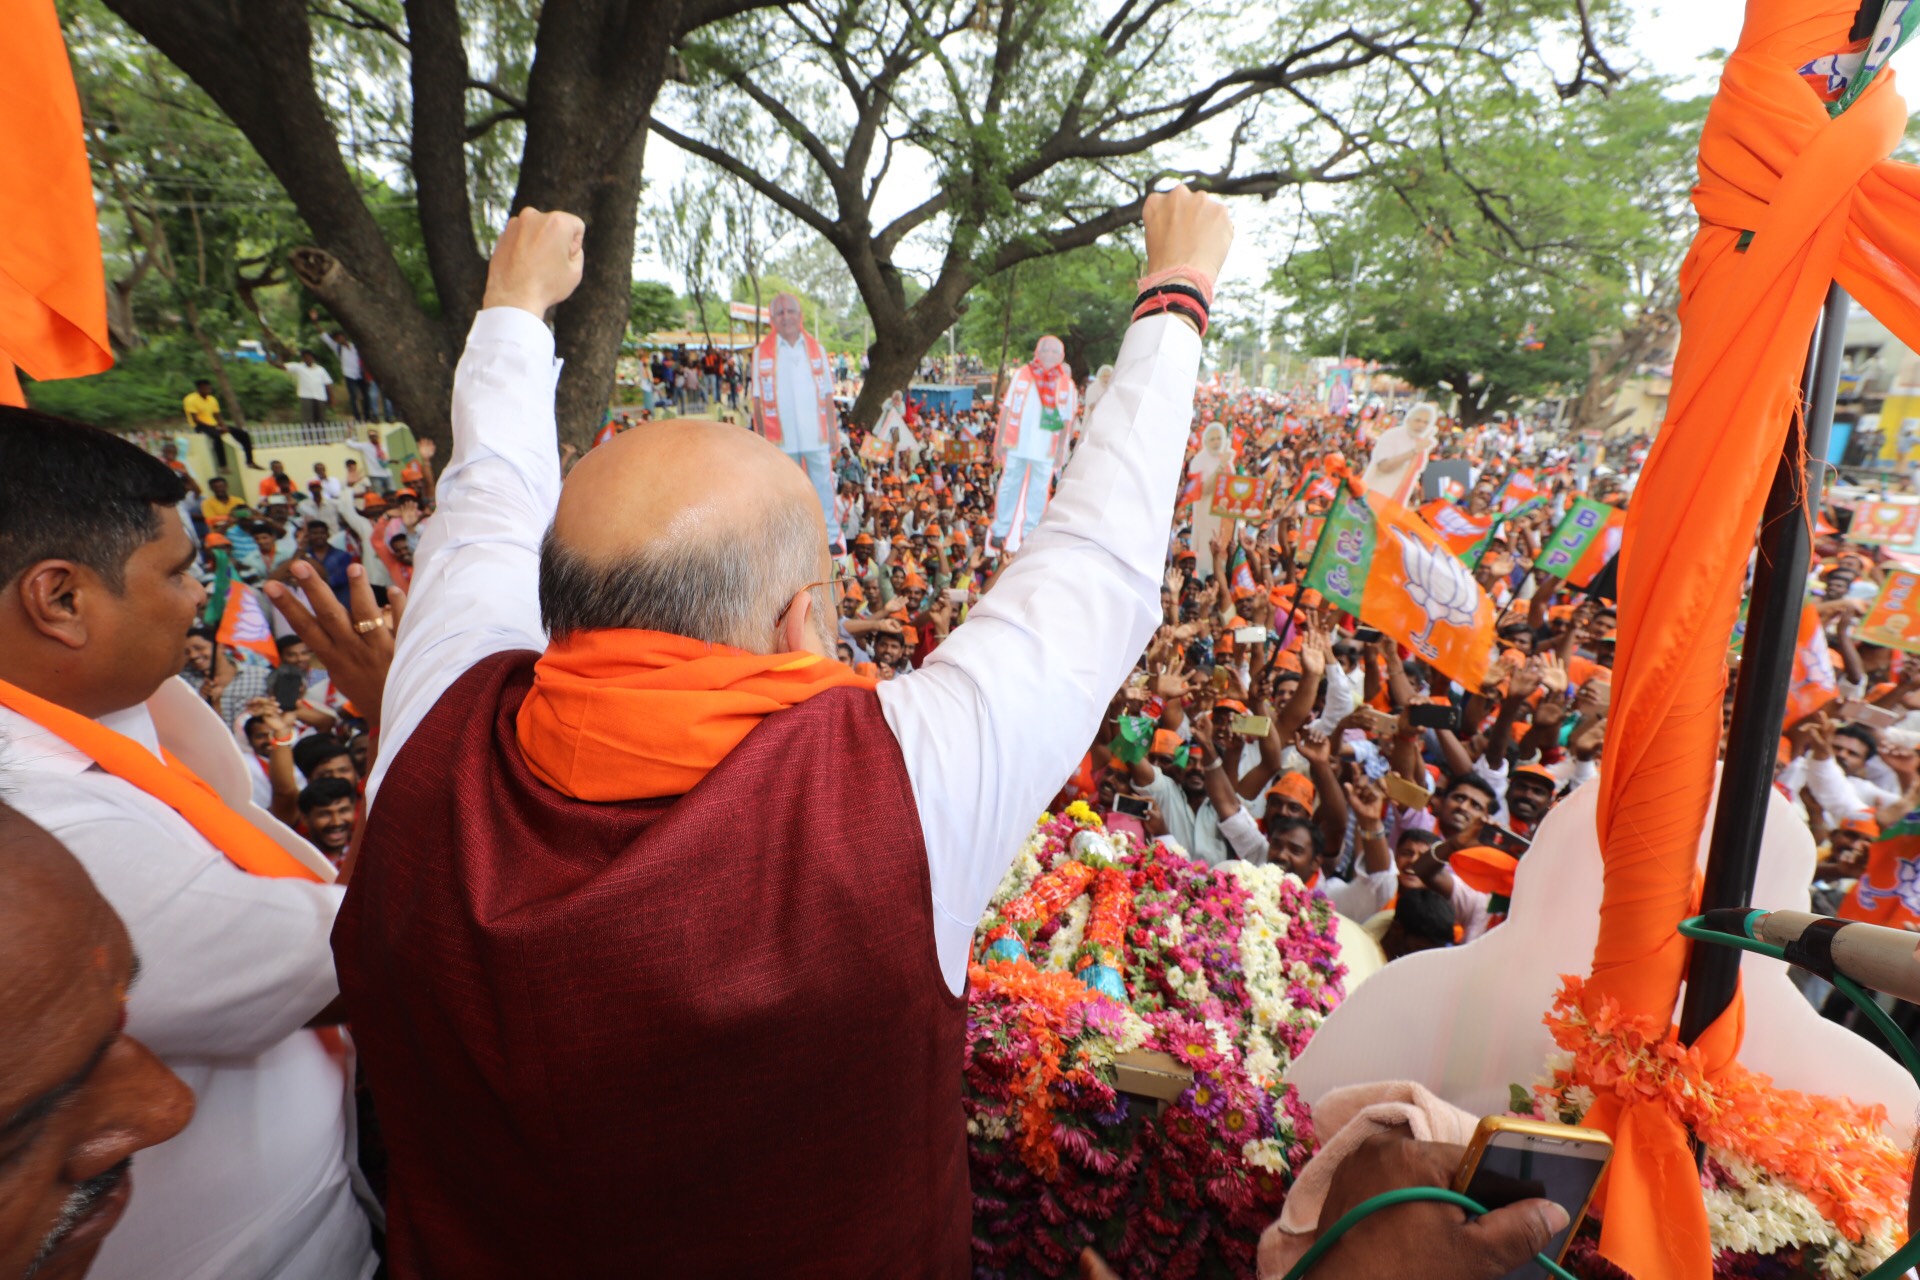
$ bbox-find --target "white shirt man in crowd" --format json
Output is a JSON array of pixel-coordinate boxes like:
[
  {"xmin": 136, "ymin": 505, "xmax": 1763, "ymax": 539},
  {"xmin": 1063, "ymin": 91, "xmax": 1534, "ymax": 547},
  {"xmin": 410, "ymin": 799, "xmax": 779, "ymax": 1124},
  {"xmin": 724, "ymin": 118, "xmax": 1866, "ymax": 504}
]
[{"xmin": 287, "ymin": 349, "xmax": 334, "ymax": 425}]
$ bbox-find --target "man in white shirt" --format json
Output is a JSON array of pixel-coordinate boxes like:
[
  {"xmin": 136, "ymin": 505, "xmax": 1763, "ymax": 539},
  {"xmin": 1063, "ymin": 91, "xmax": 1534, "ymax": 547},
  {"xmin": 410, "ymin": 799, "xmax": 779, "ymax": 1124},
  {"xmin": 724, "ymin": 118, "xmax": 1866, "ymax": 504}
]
[
  {"xmin": 344, "ymin": 427, "xmax": 394, "ymax": 494},
  {"xmin": 318, "ymin": 327, "xmax": 369, "ymax": 421},
  {"xmin": 0, "ymin": 409, "xmax": 374, "ymax": 1279},
  {"xmin": 286, "ymin": 349, "xmax": 334, "ymax": 424},
  {"xmin": 751, "ymin": 292, "xmax": 846, "ymax": 551},
  {"xmin": 342, "ymin": 193, "xmax": 1230, "ymax": 1273}
]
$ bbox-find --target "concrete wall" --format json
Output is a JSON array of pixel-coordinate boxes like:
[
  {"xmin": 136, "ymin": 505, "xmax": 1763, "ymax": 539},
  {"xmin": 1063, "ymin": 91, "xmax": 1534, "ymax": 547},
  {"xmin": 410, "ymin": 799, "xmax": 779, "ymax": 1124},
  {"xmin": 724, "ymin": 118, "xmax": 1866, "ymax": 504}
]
[{"xmin": 148, "ymin": 421, "xmax": 421, "ymax": 499}]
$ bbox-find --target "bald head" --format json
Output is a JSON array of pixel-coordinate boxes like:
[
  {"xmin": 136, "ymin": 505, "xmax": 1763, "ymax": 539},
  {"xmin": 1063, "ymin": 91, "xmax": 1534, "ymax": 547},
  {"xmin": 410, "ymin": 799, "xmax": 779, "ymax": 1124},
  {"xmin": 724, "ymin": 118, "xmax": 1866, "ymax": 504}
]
[
  {"xmin": 770, "ymin": 293, "xmax": 804, "ymax": 344},
  {"xmin": 541, "ymin": 419, "xmax": 833, "ymax": 654}
]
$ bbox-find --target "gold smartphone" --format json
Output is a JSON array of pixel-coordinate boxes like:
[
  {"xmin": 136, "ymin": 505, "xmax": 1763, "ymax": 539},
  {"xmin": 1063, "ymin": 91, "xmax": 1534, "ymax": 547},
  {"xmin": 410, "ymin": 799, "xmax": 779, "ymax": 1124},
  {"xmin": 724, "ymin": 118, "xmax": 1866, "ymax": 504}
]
[
  {"xmin": 1381, "ymin": 772, "xmax": 1432, "ymax": 810},
  {"xmin": 1452, "ymin": 1116, "xmax": 1612, "ymax": 1276},
  {"xmin": 1229, "ymin": 713, "xmax": 1272, "ymax": 738}
]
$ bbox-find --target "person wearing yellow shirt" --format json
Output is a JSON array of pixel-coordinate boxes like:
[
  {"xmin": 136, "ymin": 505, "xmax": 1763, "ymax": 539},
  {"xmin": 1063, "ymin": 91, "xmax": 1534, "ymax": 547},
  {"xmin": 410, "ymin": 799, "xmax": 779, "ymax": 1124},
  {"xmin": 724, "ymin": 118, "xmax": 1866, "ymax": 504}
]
[
  {"xmin": 199, "ymin": 475, "xmax": 245, "ymax": 529},
  {"xmin": 182, "ymin": 377, "xmax": 259, "ymax": 469}
]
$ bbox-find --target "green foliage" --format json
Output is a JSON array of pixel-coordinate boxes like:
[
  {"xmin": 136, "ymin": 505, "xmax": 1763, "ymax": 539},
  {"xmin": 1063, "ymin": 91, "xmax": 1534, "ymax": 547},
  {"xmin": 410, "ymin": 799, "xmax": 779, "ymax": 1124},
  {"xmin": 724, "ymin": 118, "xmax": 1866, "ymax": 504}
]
[
  {"xmin": 1274, "ymin": 81, "xmax": 1703, "ymax": 423},
  {"xmin": 957, "ymin": 240, "xmax": 1141, "ymax": 377},
  {"xmin": 628, "ymin": 280, "xmax": 682, "ymax": 337},
  {"xmin": 24, "ymin": 341, "xmax": 299, "ymax": 429}
]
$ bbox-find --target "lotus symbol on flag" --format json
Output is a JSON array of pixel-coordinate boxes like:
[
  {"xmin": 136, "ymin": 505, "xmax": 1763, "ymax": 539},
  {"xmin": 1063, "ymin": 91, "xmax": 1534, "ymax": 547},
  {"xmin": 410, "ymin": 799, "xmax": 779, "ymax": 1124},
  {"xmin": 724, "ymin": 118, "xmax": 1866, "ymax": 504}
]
[
  {"xmin": 1859, "ymin": 855, "xmax": 1920, "ymax": 918},
  {"xmin": 1390, "ymin": 526, "xmax": 1479, "ymax": 659}
]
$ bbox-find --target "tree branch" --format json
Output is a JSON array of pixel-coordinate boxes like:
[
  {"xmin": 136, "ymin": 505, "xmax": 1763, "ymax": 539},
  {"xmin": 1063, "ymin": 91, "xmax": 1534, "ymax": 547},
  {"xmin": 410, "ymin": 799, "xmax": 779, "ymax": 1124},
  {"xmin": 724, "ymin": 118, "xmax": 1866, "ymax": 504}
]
[{"xmin": 648, "ymin": 119, "xmax": 841, "ymax": 240}]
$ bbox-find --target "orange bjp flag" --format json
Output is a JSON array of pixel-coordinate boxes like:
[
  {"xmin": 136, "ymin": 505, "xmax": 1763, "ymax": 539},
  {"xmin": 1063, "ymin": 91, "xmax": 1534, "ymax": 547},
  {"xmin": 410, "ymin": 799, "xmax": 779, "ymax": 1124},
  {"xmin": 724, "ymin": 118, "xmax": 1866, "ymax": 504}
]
[
  {"xmin": 1417, "ymin": 498, "xmax": 1495, "ymax": 560},
  {"xmin": 1303, "ymin": 483, "xmax": 1495, "ymax": 689},
  {"xmin": 1579, "ymin": 3, "xmax": 1920, "ymax": 1278},
  {"xmin": 0, "ymin": 0, "xmax": 112, "ymax": 404}
]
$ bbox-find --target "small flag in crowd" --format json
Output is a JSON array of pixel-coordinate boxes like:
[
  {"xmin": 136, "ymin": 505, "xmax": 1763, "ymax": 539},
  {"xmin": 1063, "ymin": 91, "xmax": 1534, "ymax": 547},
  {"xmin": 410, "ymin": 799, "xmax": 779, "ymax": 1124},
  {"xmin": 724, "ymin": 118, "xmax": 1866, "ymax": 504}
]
[
  {"xmin": 1845, "ymin": 500, "xmax": 1920, "ymax": 546},
  {"xmin": 203, "ymin": 547, "xmax": 280, "ymax": 665},
  {"xmin": 1785, "ymin": 600, "xmax": 1840, "ymax": 726},
  {"xmin": 1840, "ymin": 811, "xmax": 1920, "ymax": 931},
  {"xmin": 1418, "ymin": 499, "xmax": 1495, "ymax": 560},
  {"xmin": 1302, "ymin": 482, "xmax": 1495, "ymax": 688},
  {"xmin": 1857, "ymin": 569, "xmax": 1920, "ymax": 653},
  {"xmin": 1535, "ymin": 497, "xmax": 1623, "ymax": 584}
]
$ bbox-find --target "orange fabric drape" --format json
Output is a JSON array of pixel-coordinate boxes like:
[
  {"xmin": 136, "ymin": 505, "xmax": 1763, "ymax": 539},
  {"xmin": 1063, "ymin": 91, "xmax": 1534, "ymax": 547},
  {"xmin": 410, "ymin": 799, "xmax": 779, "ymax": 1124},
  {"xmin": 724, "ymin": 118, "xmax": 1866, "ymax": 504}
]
[
  {"xmin": 515, "ymin": 629, "xmax": 878, "ymax": 802},
  {"xmin": 1587, "ymin": 4, "xmax": 1920, "ymax": 1278},
  {"xmin": 0, "ymin": 678, "xmax": 323, "ymax": 882},
  {"xmin": 0, "ymin": 0, "xmax": 112, "ymax": 403}
]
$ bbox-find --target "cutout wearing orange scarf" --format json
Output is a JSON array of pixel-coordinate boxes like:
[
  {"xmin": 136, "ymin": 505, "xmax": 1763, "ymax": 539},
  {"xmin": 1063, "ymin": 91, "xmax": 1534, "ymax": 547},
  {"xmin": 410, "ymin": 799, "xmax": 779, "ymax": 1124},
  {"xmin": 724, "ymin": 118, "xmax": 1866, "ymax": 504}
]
[
  {"xmin": 514, "ymin": 629, "xmax": 878, "ymax": 802},
  {"xmin": 0, "ymin": 676, "xmax": 323, "ymax": 882}
]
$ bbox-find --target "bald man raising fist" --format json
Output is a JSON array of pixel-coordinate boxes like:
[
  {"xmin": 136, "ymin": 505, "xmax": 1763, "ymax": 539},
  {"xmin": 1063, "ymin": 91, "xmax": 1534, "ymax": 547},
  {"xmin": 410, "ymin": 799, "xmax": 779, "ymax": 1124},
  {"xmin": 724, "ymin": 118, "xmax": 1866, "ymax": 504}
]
[{"xmin": 337, "ymin": 191, "xmax": 1232, "ymax": 1278}]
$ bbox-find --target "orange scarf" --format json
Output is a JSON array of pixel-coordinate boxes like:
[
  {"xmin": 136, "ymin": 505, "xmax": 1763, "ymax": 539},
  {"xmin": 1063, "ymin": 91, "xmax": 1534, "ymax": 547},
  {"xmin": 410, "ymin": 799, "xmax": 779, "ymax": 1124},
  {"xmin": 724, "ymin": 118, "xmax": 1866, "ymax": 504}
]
[
  {"xmin": 0, "ymin": 677, "xmax": 322, "ymax": 881},
  {"xmin": 515, "ymin": 629, "xmax": 878, "ymax": 802}
]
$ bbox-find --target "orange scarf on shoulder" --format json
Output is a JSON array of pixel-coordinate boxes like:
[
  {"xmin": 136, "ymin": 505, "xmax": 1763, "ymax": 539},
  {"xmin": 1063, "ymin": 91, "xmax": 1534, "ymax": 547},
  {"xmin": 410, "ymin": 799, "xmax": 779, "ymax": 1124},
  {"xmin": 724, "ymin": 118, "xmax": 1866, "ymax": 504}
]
[
  {"xmin": 515, "ymin": 629, "xmax": 878, "ymax": 801},
  {"xmin": 0, "ymin": 677, "xmax": 322, "ymax": 881}
]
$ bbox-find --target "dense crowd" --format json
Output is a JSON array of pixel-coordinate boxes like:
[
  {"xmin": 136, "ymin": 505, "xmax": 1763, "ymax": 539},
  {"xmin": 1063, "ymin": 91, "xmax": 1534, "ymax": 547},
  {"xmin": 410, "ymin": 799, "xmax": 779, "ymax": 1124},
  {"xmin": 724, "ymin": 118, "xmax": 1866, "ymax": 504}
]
[{"xmin": 5, "ymin": 191, "xmax": 1914, "ymax": 1280}]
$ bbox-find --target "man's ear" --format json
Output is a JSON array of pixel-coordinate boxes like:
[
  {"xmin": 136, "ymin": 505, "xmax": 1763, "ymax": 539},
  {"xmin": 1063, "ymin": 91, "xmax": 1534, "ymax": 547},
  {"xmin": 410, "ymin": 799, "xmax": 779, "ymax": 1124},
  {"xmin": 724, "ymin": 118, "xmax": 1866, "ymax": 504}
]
[
  {"xmin": 15, "ymin": 561, "xmax": 91, "ymax": 650},
  {"xmin": 777, "ymin": 587, "xmax": 816, "ymax": 655}
]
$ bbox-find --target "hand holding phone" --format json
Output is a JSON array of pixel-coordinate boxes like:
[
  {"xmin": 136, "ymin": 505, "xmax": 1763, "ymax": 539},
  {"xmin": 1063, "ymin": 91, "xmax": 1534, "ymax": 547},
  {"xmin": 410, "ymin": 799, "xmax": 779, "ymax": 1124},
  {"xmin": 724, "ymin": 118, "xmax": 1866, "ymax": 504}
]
[
  {"xmin": 1229, "ymin": 713, "xmax": 1272, "ymax": 738},
  {"xmin": 1452, "ymin": 1117, "xmax": 1611, "ymax": 1277}
]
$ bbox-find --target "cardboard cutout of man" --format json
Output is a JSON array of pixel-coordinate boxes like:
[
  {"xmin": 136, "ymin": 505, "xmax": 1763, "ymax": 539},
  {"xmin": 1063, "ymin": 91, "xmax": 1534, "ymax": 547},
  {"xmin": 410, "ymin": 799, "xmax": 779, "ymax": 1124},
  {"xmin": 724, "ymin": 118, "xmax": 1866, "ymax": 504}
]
[
  {"xmin": 991, "ymin": 335, "xmax": 1078, "ymax": 551},
  {"xmin": 752, "ymin": 293, "xmax": 844, "ymax": 548},
  {"xmin": 1361, "ymin": 400, "xmax": 1440, "ymax": 508},
  {"xmin": 1188, "ymin": 420, "xmax": 1235, "ymax": 578}
]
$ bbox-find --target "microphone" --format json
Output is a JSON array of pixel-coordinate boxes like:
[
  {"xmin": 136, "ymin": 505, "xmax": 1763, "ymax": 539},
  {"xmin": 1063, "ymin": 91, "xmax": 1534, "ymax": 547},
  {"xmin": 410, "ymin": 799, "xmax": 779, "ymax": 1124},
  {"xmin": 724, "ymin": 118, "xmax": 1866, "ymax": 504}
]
[{"xmin": 1701, "ymin": 908, "xmax": 1920, "ymax": 1005}]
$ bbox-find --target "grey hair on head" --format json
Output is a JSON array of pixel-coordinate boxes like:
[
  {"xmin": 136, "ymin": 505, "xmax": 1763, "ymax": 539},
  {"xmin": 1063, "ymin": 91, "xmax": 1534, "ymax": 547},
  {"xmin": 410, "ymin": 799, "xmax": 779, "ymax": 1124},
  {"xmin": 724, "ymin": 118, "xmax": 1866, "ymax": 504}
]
[{"xmin": 537, "ymin": 500, "xmax": 824, "ymax": 652}]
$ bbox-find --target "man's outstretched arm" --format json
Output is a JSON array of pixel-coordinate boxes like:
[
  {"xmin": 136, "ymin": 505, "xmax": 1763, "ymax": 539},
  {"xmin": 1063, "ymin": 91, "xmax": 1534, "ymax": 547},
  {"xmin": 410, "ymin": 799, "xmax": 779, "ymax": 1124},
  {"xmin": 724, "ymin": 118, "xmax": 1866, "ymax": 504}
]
[
  {"xmin": 366, "ymin": 210, "xmax": 584, "ymax": 807},
  {"xmin": 878, "ymin": 186, "xmax": 1231, "ymax": 993}
]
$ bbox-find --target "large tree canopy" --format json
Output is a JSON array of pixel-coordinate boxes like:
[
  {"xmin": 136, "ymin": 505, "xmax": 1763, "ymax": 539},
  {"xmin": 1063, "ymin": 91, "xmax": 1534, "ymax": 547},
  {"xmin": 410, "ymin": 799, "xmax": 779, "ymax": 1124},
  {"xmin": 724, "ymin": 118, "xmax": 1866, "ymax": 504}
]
[
  {"xmin": 94, "ymin": 0, "xmax": 779, "ymax": 451},
  {"xmin": 653, "ymin": 0, "xmax": 1630, "ymax": 425},
  {"xmin": 1275, "ymin": 79, "xmax": 1701, "ymax": 427}
]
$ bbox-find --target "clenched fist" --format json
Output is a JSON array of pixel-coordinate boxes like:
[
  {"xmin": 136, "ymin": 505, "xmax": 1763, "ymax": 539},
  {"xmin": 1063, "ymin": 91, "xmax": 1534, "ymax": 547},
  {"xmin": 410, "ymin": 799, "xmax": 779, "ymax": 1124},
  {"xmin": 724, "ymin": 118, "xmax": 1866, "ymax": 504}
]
[
  {"xmin": 1143, "ymin": 183, "xmax": 1234, "ymax": 287},
  {"xmin": 484, "ymin": 208, "xmax": 586, "ymax": 318}
]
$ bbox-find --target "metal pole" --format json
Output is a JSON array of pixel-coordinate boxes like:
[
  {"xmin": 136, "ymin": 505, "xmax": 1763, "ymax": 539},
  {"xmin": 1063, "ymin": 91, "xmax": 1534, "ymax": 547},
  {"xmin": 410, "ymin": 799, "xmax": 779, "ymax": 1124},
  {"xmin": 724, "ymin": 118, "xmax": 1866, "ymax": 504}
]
[{"xmin": 1678, "ymin": 282, "xmax": 1851, "ymax": 1045}]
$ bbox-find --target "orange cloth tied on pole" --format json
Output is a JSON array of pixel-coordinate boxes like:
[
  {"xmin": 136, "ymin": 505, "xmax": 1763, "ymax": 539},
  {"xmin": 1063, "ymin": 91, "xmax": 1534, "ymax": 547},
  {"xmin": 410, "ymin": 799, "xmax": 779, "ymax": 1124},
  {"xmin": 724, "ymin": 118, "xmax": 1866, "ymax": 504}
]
[
  {"xmin": 0, "ymin": 677, "xmax": 323, "ymax": 882},
  {"xmin": 1585, "ymin": 4, "xmax": 1920, "ymax": 1278},
  {"xmin": 0, "ymin": 0, "xmax": 112, "ymax": 404}
]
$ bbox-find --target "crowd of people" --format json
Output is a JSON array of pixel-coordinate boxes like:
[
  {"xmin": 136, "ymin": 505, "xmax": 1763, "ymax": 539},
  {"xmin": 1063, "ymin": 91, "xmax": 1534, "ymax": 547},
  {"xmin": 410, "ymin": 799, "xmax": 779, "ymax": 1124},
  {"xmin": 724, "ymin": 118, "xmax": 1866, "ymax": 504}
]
[{"xmin": 2, "ymin": 187, "xmax": 1913, "ymax": 1280}]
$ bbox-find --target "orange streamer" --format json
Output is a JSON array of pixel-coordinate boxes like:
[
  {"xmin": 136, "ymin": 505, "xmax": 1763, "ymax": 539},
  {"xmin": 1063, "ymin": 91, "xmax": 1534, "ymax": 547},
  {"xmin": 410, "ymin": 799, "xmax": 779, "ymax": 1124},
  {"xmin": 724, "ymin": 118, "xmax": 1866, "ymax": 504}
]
[
  {"xmin": 0, "ymin": 0, "xmax": 112, "ymax": 401},
  {"xmin": 1588, "ymin": 4, "xmax": 1920, "ymax": 1278}
]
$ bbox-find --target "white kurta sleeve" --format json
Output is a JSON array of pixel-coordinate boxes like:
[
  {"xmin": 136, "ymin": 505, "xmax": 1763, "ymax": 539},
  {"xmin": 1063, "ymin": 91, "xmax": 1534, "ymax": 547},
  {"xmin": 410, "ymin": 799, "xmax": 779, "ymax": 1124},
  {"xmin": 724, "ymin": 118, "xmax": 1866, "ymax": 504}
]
[
  {"xmin": 878, "ymin": 315, "xmax": 1202, "ymax": 992},
  {"xmin": 365, "ymin": 308, "xmax": 562, "ymax": 807}
]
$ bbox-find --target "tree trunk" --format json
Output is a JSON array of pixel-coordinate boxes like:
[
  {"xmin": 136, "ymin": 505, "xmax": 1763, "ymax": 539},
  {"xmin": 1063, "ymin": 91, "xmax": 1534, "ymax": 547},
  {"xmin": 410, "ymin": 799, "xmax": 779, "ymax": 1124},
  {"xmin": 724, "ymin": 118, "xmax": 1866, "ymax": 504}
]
[
  {"xmin": 851, "ymin": 324, "xmax": 940, "ymax": 429},
  {"xmin": 102, "ymin": 0, "xmax": 763, "ymax": 459},
  {"xmin": 179, "ymin": 295, "xmax": 248, "ymax": 436}
]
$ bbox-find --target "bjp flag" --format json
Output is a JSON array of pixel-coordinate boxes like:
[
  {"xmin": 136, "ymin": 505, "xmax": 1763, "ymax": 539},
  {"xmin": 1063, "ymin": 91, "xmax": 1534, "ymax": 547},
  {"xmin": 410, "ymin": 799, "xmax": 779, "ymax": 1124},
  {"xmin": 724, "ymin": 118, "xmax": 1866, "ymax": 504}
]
[
  {"xmin": 1417, "ymin": 499, "xmax": 1494, "ymax": 560},
  {"xmin": 1783, "ymin": 600, "xmax": 1840, "ymax": 726},
  {"xmin": 1845, "ymin": 499, "xmax": 1920, "ymax": 546},
  {"xmin": 1839, "ymin": 812, "xmax": 1920, "ymax": 930},
  {"xmin": 1495, "ymin": 470, "xmax": 1540, "ymax": 513},
  {"xmin": 1304, "ymin": 482, "xmax": 1496, "ymax": 689},
  {"xmin": 1856, "ymin": 569, "xmax": 1920, "ymax": 653},
  {"xmin": 202, "ymin": 550, "xmax": 280, "ymax": 666},
  {"xmin": 1, "ymin": 0, "xmax": 112, "ymax": 403}
]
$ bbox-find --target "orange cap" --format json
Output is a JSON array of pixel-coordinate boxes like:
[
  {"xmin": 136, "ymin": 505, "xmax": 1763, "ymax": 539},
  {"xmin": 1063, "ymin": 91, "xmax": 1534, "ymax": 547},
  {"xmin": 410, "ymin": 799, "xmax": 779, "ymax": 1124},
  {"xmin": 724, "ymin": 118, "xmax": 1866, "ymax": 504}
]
[
  {"xmin": 1266, "ymin": 771, "xmax": 1316, "ymax": 813},
  {"xmin": 1150, "ymin": 729, "xmax": 1185, "ymax": 757}
]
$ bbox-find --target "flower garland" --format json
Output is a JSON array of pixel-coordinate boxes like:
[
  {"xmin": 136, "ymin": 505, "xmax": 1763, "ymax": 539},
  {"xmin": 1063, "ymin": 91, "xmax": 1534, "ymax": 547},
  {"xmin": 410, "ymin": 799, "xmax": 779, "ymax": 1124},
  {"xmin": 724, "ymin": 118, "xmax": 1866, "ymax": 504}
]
[
  {"xmin": 965, "ymin": 808, "xmax": 1348, "ymax": 1278},
  {"xmin": 1520, "ymin": 975, "xmax": 1911, "ymax": 1278}
]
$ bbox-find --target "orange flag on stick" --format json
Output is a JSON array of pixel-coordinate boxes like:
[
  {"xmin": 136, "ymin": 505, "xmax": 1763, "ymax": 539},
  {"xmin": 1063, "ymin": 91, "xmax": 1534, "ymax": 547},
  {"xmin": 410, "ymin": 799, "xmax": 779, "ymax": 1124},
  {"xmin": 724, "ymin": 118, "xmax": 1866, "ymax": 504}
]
[
  {"xmin": 0, "ymin": 0, "xmax": 112, "ymax": 404},
  {"xmin": 1303, "ymin": 482, "xmax": 1496, "ymax": 689},
  {"xmin": 1580, "ymin": 3, "xmax": 1920, "ymax": 1278}
]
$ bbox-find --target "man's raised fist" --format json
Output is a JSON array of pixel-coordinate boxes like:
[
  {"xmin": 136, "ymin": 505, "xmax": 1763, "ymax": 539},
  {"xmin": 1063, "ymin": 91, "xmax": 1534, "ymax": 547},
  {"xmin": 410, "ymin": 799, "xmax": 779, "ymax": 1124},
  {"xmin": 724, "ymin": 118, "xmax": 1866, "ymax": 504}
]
[
  {"xmin": 483, "ymin": 208, "xmax": 586, "ymax": 318},
  {"xmin": 1142, "ymin": 184, "xmax": 1233, "ymax": 285}
]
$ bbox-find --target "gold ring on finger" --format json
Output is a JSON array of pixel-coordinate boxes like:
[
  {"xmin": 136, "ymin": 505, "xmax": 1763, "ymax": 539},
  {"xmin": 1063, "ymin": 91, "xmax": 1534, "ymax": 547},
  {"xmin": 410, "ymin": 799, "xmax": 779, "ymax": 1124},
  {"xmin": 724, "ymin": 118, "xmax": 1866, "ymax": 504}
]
[{"xmin": 354, "ymin": 617, "xmax": 388, "ymax": 634}]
